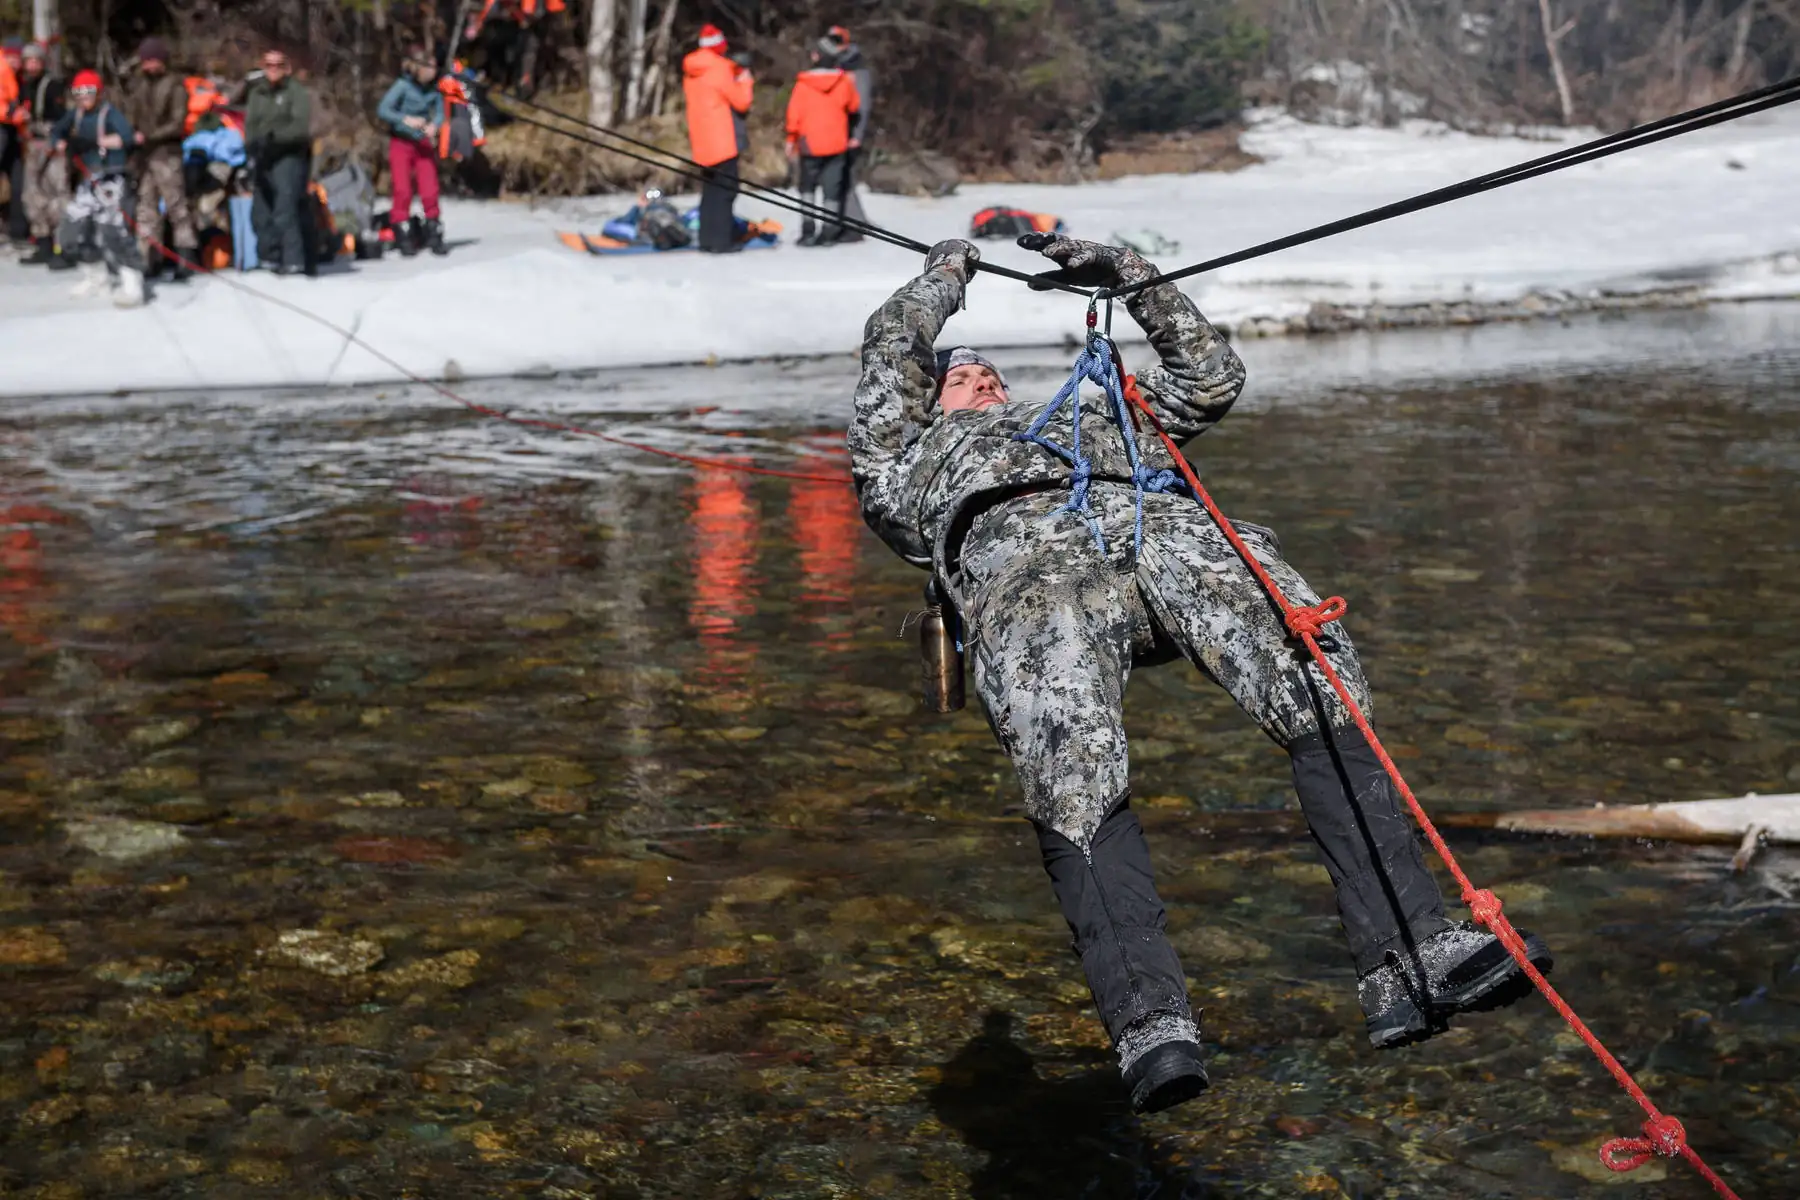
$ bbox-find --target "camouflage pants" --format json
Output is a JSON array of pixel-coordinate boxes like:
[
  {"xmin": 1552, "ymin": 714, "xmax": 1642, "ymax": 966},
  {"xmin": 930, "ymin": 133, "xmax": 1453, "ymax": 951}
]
[
  {"xmin": 24, "ymin": 140, "xmax": 67, "ymax": 240},
  {"xmin": 963, "ymin": 485, "xmax": 1372, "ymax": 849},
  {"xmin": 58, "ymin": 176, "xmax": 141, "ymax": 277},
  {"xmin": 135, "ymin": 144, "xmax": 195, "ymax": 254}
]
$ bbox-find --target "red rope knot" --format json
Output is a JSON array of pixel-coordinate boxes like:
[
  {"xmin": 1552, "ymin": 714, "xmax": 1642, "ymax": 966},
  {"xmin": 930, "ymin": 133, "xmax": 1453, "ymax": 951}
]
[
  {"xmin": 1286, "ymin": 596, "xmax": 1348, "ymax": 639},
  {"xmin": 1600, "ymin": 1116, "xmax": 1687, "ymax": 1173},
  {"xmin": 1464, "ymin": 888, "xmax": 1504, "ymax": 929}
]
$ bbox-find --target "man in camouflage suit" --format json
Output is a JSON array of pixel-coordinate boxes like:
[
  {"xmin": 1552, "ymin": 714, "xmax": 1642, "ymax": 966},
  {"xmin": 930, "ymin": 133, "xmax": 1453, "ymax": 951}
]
[
  {"xmin": 122, "ymin": 38, "xmax": 197, "ymax": 280},
  {"xmin": 849, "ymin": 234, "xmax": 1553, "ymax": 1114}
]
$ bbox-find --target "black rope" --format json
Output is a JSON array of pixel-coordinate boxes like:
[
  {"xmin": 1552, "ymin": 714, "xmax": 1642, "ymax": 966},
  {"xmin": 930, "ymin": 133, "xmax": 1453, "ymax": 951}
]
[
  {"xmin": 495, "ymin": 92, "xmax": 1094, "ymax": 297},
  {"xmin": 1106, "ymin": 73, "xmax": 1800, "ymax": 299}
]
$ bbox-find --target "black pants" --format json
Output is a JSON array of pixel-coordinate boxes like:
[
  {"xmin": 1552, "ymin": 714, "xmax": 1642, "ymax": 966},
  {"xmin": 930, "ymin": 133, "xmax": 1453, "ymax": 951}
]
[
  {"xmin": 797, "ymin": 152, "xmax": 848, "ymax": 243},
  {"xmin": 1038, "ymin": 723, "xmax": 1448, "ymax": 1051},
  {"xmin": 1, "ymin": 127, "xmax": 27, "ymax": 242},
  {"xmin": 697, "ymin": 156, "xmax": 739, "ymax": 253},
  {"xmin": 252, "ymin": 150, "xmax": 314, "ymax": 274}
]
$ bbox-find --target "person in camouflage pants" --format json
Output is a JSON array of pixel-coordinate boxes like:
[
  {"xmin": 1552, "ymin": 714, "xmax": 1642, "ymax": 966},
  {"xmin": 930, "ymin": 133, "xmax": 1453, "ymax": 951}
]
[
  {"xmin": 848, "ymin": 235, "xmax": 1553, "ymax": 1115},
  {"xmin": 122, "ymin": 38, "xmax": 197, "ymax": 278}
]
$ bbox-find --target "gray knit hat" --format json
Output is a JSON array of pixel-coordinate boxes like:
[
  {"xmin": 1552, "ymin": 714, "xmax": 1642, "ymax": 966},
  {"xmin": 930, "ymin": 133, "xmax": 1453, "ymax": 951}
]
[{"xmin": 933, "ymin": 347, "xmax": 1008, "ymax": 401}]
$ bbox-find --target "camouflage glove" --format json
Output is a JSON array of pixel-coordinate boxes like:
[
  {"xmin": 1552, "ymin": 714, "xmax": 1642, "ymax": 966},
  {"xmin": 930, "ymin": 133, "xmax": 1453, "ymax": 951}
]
[
  {"xmin": 1019, "ymin": 232, "xmax": 1157, "ymax": 292},
  {"xmin": 924, "ymin": 238, "xmax": 981, "ymax": 283}
]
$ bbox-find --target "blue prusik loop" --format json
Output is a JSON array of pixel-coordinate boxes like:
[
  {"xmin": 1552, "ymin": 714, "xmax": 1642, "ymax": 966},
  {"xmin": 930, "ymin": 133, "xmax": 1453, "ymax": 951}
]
[{"xmin": 1012, "ymin": 334, "xmax": 1184, "ymax": 562}]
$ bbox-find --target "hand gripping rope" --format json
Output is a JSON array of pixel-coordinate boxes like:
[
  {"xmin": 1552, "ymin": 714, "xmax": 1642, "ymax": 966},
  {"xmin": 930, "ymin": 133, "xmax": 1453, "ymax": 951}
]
[{"xmin": 1100, "ymin": 346, "xmax": 1743, "ymax": 1200}]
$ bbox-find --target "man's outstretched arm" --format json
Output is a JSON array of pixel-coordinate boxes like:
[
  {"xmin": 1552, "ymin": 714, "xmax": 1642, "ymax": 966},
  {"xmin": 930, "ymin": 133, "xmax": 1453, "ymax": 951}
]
[
  {"xmin": 847, "ymin": 239, "xmax": 979, "ymax": 566},
  {"xmin": 1020, "ymin": 234, "xmax": 1245, "ymax": 444}
]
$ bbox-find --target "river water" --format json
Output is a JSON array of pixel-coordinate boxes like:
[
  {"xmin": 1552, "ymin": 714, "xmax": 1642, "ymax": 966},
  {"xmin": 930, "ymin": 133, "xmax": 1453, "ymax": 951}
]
[{"xmin": 2, "ymin": 305, "xmax": 1797, "ymax": 1198}]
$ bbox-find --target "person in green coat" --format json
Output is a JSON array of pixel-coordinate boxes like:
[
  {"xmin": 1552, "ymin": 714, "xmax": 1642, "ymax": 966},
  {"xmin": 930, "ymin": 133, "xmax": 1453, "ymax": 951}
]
[{"xmin": 242, "ymin": 47, "xmax": 315, "ymax": 275}]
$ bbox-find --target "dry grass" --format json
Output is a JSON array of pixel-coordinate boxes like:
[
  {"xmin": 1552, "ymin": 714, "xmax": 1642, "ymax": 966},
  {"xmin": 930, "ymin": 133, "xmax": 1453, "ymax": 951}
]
[
  {"xmin": 1092, "ymin": 125, "xmax": 1259, "ymax": 180},
  {"xmin": 481, "ymin": 91, "xmax": 794, "ymax": 198}
]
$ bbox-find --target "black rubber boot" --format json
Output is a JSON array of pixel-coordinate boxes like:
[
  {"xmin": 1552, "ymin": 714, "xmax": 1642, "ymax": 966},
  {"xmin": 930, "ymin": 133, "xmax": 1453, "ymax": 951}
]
[
  {"xmin": 426, "ymin": 218, "xmax": 447, "ymax": 256},
  {"xmin": 20, "ymin": 236, "xmax": 53, "ymax": 266},
  {"xmin": 1358, "ymin": 921, "xmax": 1554, "ymax": 1048},
  {"xmin": 1036, "ymin": 802, "xmax": 1205, "ymax": 1113},
  {"xmin": 399, "ymin": 216, "xmax": 421, "ymax": 257},
  {"xmin": 1124, "ymin": 1039, "xmax": 1209, "ymax": 1114},
  {"xmin": 45, "ymin": 243, "xmax": 76, "ymax": 271}
]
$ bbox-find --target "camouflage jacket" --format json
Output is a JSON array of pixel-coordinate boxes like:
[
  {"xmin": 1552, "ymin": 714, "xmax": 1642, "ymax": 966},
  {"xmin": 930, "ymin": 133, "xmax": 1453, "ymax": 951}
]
[{"xmin": 847, "ymin": 261, "xmax": 1246, "ymax": 608}]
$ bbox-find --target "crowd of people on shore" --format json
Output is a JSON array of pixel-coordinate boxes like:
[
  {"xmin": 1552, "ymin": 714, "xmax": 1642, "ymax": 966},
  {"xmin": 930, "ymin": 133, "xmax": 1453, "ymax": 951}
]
[
  {"xmin": 0, "ymin": 18, "xmax": 876, "ymax": 305},
  {"xmin": 0, "ymin": 35, "xmax": 484, "ymax": 307}
]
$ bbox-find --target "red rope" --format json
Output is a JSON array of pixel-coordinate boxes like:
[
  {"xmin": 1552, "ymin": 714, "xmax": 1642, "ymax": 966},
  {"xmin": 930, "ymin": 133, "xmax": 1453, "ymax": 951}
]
[
  {"xmin": 1119, "ymin": 373, "xmax": 1741, "ymax": 1198},
  {"xmin": 67, "ymin": 154, "xmax": 851, "ymax": 485}
]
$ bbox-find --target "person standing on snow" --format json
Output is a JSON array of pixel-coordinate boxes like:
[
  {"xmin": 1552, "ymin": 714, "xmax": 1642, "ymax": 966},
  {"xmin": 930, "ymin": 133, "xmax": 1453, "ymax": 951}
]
[
  {"xmin": 784, "ymin": 38, "xmax": 859, "ymax": 247},
  {"xmin": 15, "ymin": 43, "xmax": 70, "ymax": 268},
  {"xmin": 122, "ymin": 37, "xmax": 198, "ymax": 282},
  {"xmin": 243, "ymin": 48, "xmax": 315, "ymax": 276},
  {"xmin": 0, "ymin": 39, "xmax": 26, "ymax": 248},
  {"xmin": 681, "ymin": 24, "xmax": 753, "ymax": 254},
  {"xmin": 849, "ymin": 234, "xmax": 1556, "ymax": 1114},
  {"xmin": 822, "ymin": 24, "xmax": 869, "ymax": 241},
  {"xmin": 377, "ymin": 47, "xmax": 448, "ymax": 258},
  {"xmin": 50, "ymin": 70, "xmax": 146, "ymax": 306}
]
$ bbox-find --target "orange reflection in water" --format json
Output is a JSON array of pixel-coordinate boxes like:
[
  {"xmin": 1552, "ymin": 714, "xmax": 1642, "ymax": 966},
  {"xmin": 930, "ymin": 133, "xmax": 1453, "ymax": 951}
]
[
  {"xmin": 688, "ymin": 460, "xmax": 760, "ymax": 682},
  {"xmin": 0, "ymin": 504, "xmax": 69, "ymax": 649},
  {"xmin": 786, "ymin": 444, "xmax": 861, "ymax": 652}
]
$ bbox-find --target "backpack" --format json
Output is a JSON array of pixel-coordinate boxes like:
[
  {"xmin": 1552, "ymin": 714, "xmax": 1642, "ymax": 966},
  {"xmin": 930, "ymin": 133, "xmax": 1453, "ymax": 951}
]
[{"xmin": 969, "ymin": 205, "xmax": 1066, "ymax": 240}]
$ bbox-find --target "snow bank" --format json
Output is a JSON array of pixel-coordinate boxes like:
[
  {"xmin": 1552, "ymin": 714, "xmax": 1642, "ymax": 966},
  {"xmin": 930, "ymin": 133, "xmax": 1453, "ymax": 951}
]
[{"xmin": 3, "ymin": 106, "xmax": 1796, "ymax": 396}]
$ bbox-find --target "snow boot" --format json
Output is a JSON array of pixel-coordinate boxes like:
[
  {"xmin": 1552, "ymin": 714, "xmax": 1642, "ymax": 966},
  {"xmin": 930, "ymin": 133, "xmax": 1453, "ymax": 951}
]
[
  {"xmin": 1122, "ymin": 1032, "xmax": 1209, "ymax": 1115},
  {"xmin": 112, "ymin": 266, "xmax": 146, "ymax": 309},
  {"xmin": 20, "ymin": 236, "xmax": 54, "ymax": 266},
  {"xmin": 1359, "ymin": 921, "xmax": 1554, "ymax": 1049},
  {"xmin": 425, "ymin": 218, "xmax": 447, "ymax": 256},
  {"xmin": 70, "ymin": 262, "xmax": 107, "ymax": 298},
  {"xmin": 399, "ymin": 217, "xmax": 422, "ymax": 258},
  {"xmin": 165, "ymin": 258, "xmax": 195, "ymax": 283}
]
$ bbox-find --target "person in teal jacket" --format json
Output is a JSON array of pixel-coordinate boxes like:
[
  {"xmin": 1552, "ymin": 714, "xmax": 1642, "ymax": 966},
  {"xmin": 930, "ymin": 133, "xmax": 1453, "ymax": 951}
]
[{"xmin": 376, "ymin": 48, "xmax": 447, "ymax": 256}]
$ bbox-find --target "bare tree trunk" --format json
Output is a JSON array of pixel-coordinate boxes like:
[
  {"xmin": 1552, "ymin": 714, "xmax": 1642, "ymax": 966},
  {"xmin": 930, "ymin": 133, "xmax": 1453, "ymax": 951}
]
[
  {"xmin": 588, "ymin": 0, "xmax": 619, "ymax": 125},
  {"xmin": 32, "ymin": 0, "xmax": 59, "ymax": 73},
  {"xmin": 1537, "ymin": 0, "xmax": 1576, "ymax": 124},
  {"xmin": 1726, "ymin": 0, "xmax": 1757, "ymax": 82},
  {"xmin": 373, "ymin": 0, "xmax": 387, "ymax": 33},
  {"xmin": 623, "ymin": 0, "xmax": 649, "ymax": 118},
  {"xmin": 642, "ymin": 0, "xmax": 680, "ymax": 117}
]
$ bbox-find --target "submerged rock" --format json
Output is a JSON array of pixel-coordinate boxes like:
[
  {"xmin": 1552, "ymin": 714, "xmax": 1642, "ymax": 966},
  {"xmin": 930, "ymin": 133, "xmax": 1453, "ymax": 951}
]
[
  {"xmin": 264, "ymin": 929, "xmax": 385, "ymax": 977},
  {"xmin": 65, "ymin": 816, "xmax": 187, "ymax": 861}
]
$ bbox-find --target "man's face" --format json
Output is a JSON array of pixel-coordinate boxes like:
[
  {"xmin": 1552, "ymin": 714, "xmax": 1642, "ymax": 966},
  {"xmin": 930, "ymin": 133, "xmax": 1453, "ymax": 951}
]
[
  {"xmin": 262, "ymin": 54, "xmax": 289, "ymax": 83},
  {"xmin": 142, "ymin": 59, "xmax": 166, "ymax": 76},
  {"xmin": 23, "ymin": 58, "xmax": 42, "ymax": 80},
  {"xmin": 411, "ymin": 59, "xmax": 436, "ymax": 84},
  {"xmin": 72, "ymin": 86, "xmax": 98, "ymax": 112},
  {"xmin": 939, "ymin": 364, "xmax": 1007, "ymax": 413}
]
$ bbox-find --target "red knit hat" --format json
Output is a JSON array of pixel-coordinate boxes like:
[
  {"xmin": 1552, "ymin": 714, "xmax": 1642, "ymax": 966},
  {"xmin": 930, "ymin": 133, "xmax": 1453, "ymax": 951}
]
[
  {"xmin": 697, "ymin": 23, "xmax": 726, "ymax": 49},
  {"xmin": 71, "ymin": 68, "xmax": 103, "ymax": 92}
]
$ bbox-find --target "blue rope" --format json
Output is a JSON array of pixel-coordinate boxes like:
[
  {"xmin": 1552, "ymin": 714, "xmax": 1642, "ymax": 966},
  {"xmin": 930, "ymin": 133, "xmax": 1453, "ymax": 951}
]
[{"xmin": 1013, "ymin": 335, "xmax": 1185, "ymax": 561}]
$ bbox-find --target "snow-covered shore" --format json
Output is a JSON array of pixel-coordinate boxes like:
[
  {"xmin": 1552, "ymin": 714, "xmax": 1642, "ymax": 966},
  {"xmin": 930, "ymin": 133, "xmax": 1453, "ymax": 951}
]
[{"xmin": 3, "ymin": 107, "xmax": 1796, "ymax": 397}]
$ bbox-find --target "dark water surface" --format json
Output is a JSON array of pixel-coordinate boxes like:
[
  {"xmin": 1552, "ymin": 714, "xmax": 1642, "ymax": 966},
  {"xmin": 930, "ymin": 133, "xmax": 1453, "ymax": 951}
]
[{"xmin": 2, "ymin": 307, "xmax": 1798, "ymax": 1199}]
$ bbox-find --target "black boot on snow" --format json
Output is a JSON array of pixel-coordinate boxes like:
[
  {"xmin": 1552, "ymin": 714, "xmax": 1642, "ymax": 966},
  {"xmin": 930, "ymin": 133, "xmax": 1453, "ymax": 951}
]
[
  {"xmin": 425, "ymin": 218, "xmax": 447, "ymax": 256},
  {"xmin": 1123, "ymin": 1036, "xmax": 1209, "ymax": 1115},
  {"xmin": 1359, "ymin": 921, "xmax": 1554, "ymax": 1049},
  {"xmin": 20, "ymin": 236, "xmax": 54, "ymax": 266},
  {"xmin": 45, "ymin": 246, "xmax": 75, "ymax": 271},
  {"xmin": 399, "ymin": 217, "xmax": 422, "ymax": 257}
]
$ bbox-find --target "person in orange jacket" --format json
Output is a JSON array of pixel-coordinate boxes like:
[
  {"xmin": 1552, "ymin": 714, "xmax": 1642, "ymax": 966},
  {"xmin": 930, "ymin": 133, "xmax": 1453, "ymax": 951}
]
[
  {"xmin": 784, "ymin": 38, "xmax": 859, "ymax": 247},
  {"xmin": 0, "ymin": 40, "xmax": 25, "ymax": 246},
  {"xmin": 681, "ymin": 24, "xmax": 753, "ymax": 253}
]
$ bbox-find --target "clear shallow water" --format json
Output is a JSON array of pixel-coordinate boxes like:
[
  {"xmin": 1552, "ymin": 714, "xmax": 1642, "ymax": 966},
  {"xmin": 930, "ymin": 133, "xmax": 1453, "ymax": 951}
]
[{"xmin": 1, "ymin": 306, "xmax": 1798, "ymax": 1198}]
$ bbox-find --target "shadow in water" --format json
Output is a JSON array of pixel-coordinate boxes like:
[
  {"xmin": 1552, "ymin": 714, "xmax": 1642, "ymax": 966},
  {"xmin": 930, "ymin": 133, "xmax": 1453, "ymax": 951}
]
[{"xmin": 926, "ymin": 1011, "xmax": 1217, "ymax": 1200}]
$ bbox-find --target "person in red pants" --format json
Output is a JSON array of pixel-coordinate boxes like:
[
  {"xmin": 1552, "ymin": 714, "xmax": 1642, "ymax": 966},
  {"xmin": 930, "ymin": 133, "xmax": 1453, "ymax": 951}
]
[{"xmin": 376, "ymin": 47, "xmax": 447, "ymax": 256}]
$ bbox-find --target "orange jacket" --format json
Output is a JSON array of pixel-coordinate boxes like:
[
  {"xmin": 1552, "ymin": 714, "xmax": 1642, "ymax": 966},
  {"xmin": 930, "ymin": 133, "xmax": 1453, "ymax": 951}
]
[
  {"xmin": 682, "ymin": 48, "xmax": 752, "ymax": 168},
  {"xmin": 183, "ymin": 76, "xmax": 226, "ymax": 136},
  {"xmin": 0, "ymin": 56, "xmax": 19, "ymax": 130},
  {"xmin": 784, "ymin": 67, "xmax": 859, "ymax": 158}
]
